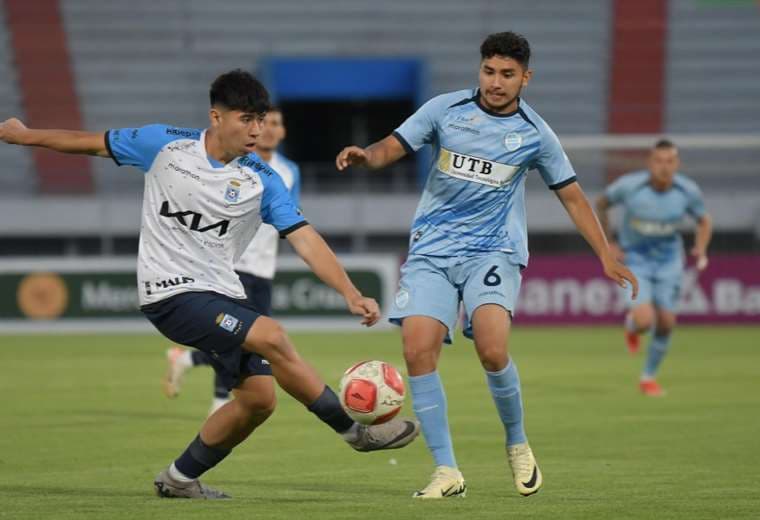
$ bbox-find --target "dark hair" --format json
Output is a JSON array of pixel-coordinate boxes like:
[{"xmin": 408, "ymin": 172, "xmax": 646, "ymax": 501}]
[
  {"xmin": 654, "ymin": 138, "xmax": 677, "ymax": 150},
  {"xmin": 480, "ymin": 32, "xmax": 531, "ymax": 67},
  {"xmin": 209, "ymin": 69, "xmax": 271, "ymax": 114}
]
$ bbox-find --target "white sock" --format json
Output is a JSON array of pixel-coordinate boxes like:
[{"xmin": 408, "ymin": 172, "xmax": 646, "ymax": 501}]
[
  {"xmin": 340, "ymin": 422, "xmax": 361, "ymax": 442},
  {"xmin": 178, "ymin": 349, "xmax": 193, "ymax": 368},
  {"xmin": 168, "ymin": 462, "xmax": 194, "ymax": 483}
]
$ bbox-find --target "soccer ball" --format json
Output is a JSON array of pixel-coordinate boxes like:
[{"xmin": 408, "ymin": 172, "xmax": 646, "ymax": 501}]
[{"xmin": 338, "ymin": 360, "xmax": 405, "ymax": 425}]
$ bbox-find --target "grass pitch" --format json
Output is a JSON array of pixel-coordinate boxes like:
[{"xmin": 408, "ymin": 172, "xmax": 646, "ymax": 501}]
[{"xmin": 0, "ymin": 326, "xmax": 758, "ymax": 519}]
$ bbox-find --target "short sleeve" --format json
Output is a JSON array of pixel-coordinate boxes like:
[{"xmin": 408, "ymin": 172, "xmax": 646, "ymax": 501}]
[
  {"xmin": 604, "ymin": 175, "xmax": 631, "ymax": 205},
  {"xmin": 392, "ymin": 94, "xmax": 452, "ymax": 153},
  {"xmin": 534, "ymin": 125, "xmax": 577, "ymax": 190},
  {"xmin": 105, "ymin": 124, "xmax": 190, "ymax": 172},
  {"xmin": 288, "ymin": 161, "xmax": 301, "ymax": 209},
  {"xmin": 685, "ymin": 183, "xmax": 707, "ymax": 220},
  {"xmin": 260, "ymin": 164, "xmax": 307, "ymax": 237}
]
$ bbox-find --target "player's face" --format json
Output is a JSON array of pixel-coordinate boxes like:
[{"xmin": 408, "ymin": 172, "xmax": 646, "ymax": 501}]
[
  {"xmin": 210, "ymin": 108, "xmax": 265, "ymax": 157},
  {"xmin": 648, "ymin": 147, "xmax": 680, "ymax": 190},
  {"xmin": 478, "ymin": 56, "xmax": 532, "ymax": 113},
  {"xmin": 256, "ymin": 111, "xmax": 286, "ymax": 151}
]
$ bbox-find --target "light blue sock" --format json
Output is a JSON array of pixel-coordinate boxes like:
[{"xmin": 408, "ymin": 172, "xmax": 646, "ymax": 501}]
[
  {"xmin": 643, "ymin": 333, "xmax": 672, "ymax": 378},
  {"xmin": 486, "ymin": 360, "xmax": 527, "ymax": 446},
  {"xmin": 409, "ymin": 371, "xmax": 457, "ymax": 468}
]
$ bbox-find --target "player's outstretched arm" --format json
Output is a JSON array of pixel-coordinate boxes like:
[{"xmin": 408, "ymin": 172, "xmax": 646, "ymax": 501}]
[
  {"xmin": 692, "ymin": 213, "xmax": 713, "ymax": 271},
  {"xmin": 556, "ymin": 182, "xmax": 639, "ymax": 299},
  {"xmin": 335, "ymin": 135, "xmax": 407, "ymax": 171},
  {"xmin": 286, "ymin": 225, "xmax": 380, "ymax": 326},
  {"xmin": 0, "ymin": 118, "xmax": 110, "ymax": 157},
  {"xmin": 595, "ymin": 195, "xmax": 624, "ymax": 261}
]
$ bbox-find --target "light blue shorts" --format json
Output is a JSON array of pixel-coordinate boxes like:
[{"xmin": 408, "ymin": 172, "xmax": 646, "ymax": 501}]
[
  {"xmin": 624, "ymin": 250, "xmax": 684, "ymax": 312},
  {"xmin": 389, "ymin": 252, "xmax": 522, "ymax": 343}
]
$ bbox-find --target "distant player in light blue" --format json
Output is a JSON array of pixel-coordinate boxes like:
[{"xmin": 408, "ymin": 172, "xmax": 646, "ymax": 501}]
[
  {"xmin": 597, "ymin": 139, "xmax": 712, "ymax": 397},
  {"xmin": 337, "ymin": 32, "xmax": 638, "ymax": 498}
]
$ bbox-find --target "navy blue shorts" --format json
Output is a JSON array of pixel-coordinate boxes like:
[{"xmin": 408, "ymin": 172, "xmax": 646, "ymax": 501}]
[
  {"xmin": 236, "ymin": 271, "xmax": 273, "ymax": 317},
  {"xmin": 141, "ymin": 291, "xmax": 272, "ymax": 389}
]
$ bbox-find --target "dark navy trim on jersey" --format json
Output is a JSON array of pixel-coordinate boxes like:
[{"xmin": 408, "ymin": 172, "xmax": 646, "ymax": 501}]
[
  {"xmin": 392, "ymin": 131, "xmax": 415, "ymax": 155},
  {"xmin": 278, "ymin": 220, "xmax": 309, "ymax": 238},
  {"xmin": 103, "ymin": 130, "xmax": 121, "ymax": 166},
  {"xmin": 447, "ymin": 93, "xmax": 477, "ymax": 110},
  {"xmin": 474, "ymin": 90, "xmax": 520, "ymax": 118},
  {"xmin": 549, "ymin": 176, "xmax": 578, "ymax": 190},
  {"xmin": 517, "ymin": 107, "xmax": 539, "ymax": 131}
]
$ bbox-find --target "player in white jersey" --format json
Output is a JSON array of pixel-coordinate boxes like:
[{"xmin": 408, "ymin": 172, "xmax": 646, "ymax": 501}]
[
  {"xmin": 596, "ymin": 140, "xmax": 712, "ymax": 396},
  {"xmin": 163, "ymin": 107, "xmax": 303, "ymax": 415},
  {"xmin": 337, "ymin": 33, "xmax": 638, "ymax": 498},
  {"xmin": 0, "ymin": 69, "xmax": 420, "ymax": 499}
]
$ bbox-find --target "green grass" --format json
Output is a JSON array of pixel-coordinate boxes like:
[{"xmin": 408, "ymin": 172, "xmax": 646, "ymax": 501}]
[{"xmin": 0, "ymin": 326, "xmax": 758, "ymax": 519}]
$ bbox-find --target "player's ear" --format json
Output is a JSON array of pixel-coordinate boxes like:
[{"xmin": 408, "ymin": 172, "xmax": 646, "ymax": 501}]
[
  {"xmin": 522, "ymin": 68, "xmax": 533, "ymax": 88},
  {"xmin": 208, "ymin": 107, "xmax": 222, "ymax": 127}
]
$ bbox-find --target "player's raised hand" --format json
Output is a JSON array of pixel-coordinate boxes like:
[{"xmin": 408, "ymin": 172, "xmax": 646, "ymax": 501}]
[
  {"xmin": 346, "ymin": 295, "xmax": 381, "ymax": 327},
  {"xmin": 691, "ymin": 247, "xmax": 709, "ymax": 272},
  {"xmin": 602, "ymin": 257, "xmax": 639, "ymax": 300},
  {"xmin": 335, "ymin": 146, "xmax": 368, "ymax": 171},
  {"xmin": 0, "ymin": 118, "xmax": 28, "ymax": 145}
]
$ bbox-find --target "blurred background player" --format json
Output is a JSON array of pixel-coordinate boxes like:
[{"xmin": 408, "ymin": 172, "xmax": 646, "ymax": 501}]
[
  {"xmin": 337, "ymin": 32, "xmax": 637, "ymax": 499},
  {"xmin": 597, "ymin": 139, "xmax": 712, "ymax": 397},
  {"xmin": 163, "ymin": 107, "xmax": 302, "ymax": 415}
]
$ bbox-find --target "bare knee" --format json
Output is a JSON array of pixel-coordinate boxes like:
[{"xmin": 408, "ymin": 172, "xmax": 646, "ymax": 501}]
[
  {"xmin": 246, "ymin": 319, "xmax": 296, "ymax": 364},
  {"xmin": 402, "ymin": 334, "xmax": 439, "ymax": 374},
  {"xmin": 632, "ymin": 305, "xmax": 655, "ymax": 331},
  {"xmin": 236, "ymin": 390, "xmax": 277, "ymax": 419},
  {"xmin": 654, "ymin": 311, "xmax": 676, "ymax": 336},
  {"xmin": 475, "ymin": 342, "xmax": 508, "ymax": 372}
]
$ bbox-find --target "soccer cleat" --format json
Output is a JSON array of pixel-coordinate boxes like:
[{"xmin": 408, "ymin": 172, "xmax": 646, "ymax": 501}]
[
  {"xmin": 412, "ymin": 466, "xmax": 467, "ymax": 499},
  {"xmin": 625, "ymin": 329, "xmax": 640, "ymax": 355},
  {"xmin": 163, "ymin": 347, "xmax": 190, "ymax": 398},
  {"xmin": 153, "ymin": 468, "xmax": 230, "ymax": 499},
  {"xmin": 639, "ymin": 379, "xmax": 665, "ymax": 397},
  {"xmin": 507, "ymin": 443, "xmax": 542, "ymax": 496},
  {"xmin": 347, "ymin": 417, "xmax": 421, "ymax": 452}
]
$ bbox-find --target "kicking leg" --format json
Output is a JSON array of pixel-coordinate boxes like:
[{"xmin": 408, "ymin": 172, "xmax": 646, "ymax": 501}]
[{"xmin": 242, "ymin": 316, "xmax": 420, "ymax": 451}]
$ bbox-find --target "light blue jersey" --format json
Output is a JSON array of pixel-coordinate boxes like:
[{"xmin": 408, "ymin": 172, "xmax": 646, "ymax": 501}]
[
  {"xmin": 605, "ymin": 171, "xmax": 706, "ymax": 261},
  {"xmin": 606, "ymin": 170, "xmax": 706, "ymax": 311},
  {"xmin": 393, "ymin": 89, "xmax": 576, "ymax": 266}
]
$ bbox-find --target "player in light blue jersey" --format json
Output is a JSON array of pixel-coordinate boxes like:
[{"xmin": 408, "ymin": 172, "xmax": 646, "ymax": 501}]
[
  {"xmin": 337, "ymin": 32, "xmax": 638, "ymax": 498},
  {"xmin": 597, "ymin": 139, "xmax": 712, "ymax": 397},
  {"xmin": 0, "ymin": 70, "xmax": 420, "ymax": 500}
]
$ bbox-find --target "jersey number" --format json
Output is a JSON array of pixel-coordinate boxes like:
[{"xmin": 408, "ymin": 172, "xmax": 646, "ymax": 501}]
[{"xmin": 484, "ymin": 265, "xmax": 501, "ymax": 287}]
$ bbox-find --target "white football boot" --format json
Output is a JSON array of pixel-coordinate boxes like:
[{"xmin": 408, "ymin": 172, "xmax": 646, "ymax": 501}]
[
  {"xmin": 507, "ymin": 443, "xmax": 542, "ymax": 496},
  {"xmin": 413, "ymin": 466, "xmax": 467, "ymax": 499}
]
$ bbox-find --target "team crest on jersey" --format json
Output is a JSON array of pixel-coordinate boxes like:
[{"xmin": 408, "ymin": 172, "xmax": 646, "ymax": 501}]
[
  {"xmin": 224, "ymin": 180, "xmax": 241, "ymax": 203},
  {"xmin": 504, "ymin": 132, "xmax": 522, "ymax": 151}
]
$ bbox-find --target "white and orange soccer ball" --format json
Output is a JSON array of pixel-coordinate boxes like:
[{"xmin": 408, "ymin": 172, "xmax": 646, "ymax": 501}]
[{"xmin": 338, "ymin": 360, "xmax": 405, "ymax": 425}]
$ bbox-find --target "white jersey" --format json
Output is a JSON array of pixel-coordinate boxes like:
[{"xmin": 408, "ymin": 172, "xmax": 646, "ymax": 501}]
[
  {"xmin": 234, "ymin": 152, "xmax": 301, "ymax": 279},
  {"xmin": 106, "ymin": 124, "xmax": 306, "ymax": 306}
]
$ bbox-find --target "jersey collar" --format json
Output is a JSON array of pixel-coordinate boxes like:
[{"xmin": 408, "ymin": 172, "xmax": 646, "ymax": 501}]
[{"xmin": 474, "ymin": 90, "xmax": 521, "ymax": 118}]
